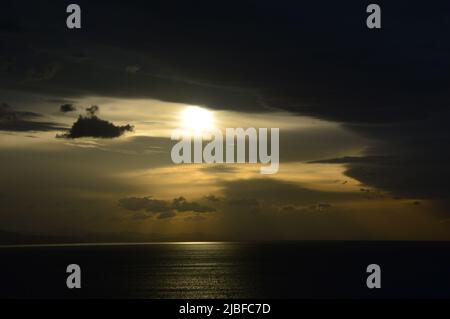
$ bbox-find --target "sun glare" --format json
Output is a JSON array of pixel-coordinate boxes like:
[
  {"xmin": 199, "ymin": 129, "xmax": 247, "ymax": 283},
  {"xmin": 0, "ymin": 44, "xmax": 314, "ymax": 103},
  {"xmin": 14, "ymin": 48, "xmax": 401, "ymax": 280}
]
[{"xmin": 180, "ymin": 106, "xmax": 215, "ymax": 131}]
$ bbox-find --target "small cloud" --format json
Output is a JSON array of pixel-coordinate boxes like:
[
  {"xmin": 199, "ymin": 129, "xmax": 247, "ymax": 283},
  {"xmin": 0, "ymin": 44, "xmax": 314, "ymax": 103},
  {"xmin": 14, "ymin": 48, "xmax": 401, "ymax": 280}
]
[
  {"xmin": 58, "ymin": 106, "xmax": 133, "ymax": 139},
  {"xmin": 60, "ymin": 104, "xmax": 76, "ymax": 113},
  {"xmin": 86, "ymin": 105, "xmax": 99, "ymax": 116}
]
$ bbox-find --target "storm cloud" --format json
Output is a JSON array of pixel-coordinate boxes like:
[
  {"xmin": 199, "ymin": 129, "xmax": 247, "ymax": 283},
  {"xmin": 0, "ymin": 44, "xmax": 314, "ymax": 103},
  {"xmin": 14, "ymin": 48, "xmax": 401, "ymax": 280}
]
[{"xmin": 2, "ymin": 1, "xmax": 450, "ymax": 202}]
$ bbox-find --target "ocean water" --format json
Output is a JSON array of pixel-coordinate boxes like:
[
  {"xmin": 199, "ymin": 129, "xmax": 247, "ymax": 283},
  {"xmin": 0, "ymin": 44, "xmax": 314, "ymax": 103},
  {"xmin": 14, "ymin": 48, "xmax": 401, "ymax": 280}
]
[{"xmin": 0, "ymin": 241, "xmax": 449, "ymax": 299}]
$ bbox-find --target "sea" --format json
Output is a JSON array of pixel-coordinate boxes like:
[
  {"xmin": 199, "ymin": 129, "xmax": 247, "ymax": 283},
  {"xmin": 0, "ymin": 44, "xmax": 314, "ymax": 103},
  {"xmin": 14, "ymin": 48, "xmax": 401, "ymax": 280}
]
[{"xmin": 0, "ymin": 241, "xmax": 449, "ymax": 298}]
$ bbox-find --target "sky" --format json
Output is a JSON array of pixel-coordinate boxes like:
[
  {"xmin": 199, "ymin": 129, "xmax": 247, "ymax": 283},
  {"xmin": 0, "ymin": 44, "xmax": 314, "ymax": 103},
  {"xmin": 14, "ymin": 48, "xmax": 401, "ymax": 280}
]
[{"xmin": 1, "ymin": 0, "xmax": 450, "ymax": 241}]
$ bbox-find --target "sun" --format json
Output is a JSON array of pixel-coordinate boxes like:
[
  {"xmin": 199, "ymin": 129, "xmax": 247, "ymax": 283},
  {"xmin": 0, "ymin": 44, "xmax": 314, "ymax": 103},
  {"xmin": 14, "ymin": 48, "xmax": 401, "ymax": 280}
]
[{"xmin": 180, "ymin": 106, "xmax": 215, "ymax": 131}]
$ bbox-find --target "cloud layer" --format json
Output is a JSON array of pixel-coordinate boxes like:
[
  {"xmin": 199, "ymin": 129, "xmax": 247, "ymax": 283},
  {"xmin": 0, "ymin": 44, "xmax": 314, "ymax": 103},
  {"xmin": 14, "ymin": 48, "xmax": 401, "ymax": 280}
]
[
  {"xmin": 0, "ymin": 102, "xmax": 64, "ymax": 132},
  {"xmin": 118, "ymin": 196, "xmax": 216, "ymax": 219},
  {"xmin": 2, "ymin": 1, "xmax": 449, "ymax": 202}
]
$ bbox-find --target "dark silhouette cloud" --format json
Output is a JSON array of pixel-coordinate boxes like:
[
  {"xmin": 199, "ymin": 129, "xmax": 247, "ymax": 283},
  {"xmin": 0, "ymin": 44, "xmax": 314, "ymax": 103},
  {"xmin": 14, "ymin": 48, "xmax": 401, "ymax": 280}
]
[
  {"xmin": 59, "ymin": 106, "xmax": 133, "ymax": 139},
  {"xmin": 172, "ymin": 196, "xmax": 216, "ymax": 212},
  {"xmin": 118, "ymin": 196, "xmax": 170, "ymax": 213},
  {"xmin": 86, "ymin": 105, "xmax": 99, "ymax": 116},
  {"xmin": 59, "ymin": 103, "xmax": 76, "ymax": 113},
  {"xmin": 157, "ymin": 211, "xmax": 177, "ymax": 219},
  {"xmin": 118, "ymin": 195, "xmax": 216, "ymax": 219},
  {"xmin": 119, "ymin": 188, "xmax": 337, "ymax": 222}
]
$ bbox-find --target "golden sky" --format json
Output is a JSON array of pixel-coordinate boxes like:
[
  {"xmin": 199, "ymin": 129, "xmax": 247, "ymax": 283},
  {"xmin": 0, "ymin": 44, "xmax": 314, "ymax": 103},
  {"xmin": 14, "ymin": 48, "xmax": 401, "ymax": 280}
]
[{"xmin": 1, "ymin": 94, "xmax": 449, "ymax": 241}]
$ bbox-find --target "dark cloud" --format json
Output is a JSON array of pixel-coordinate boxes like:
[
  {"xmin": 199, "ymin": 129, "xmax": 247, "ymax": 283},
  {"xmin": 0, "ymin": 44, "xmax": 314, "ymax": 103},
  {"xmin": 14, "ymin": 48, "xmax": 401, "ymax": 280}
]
[
  {"xmin": 118, "ymin": 196, "xmax": 170, "ymax": 213},
  {"xmin": 119, "ymin": 179, "xmax": 344, "ymax": 222},
  {"xmin": 85, "ymin": 105, "xmax": 99, "ymax": 116},
  {"xmin": 58, "ymin": 106, "xmax": 133, "ymax": 139},
  {"xmin": 212, "ymin": 178, "xmax": 374, "ymax": 240},
  {"xmin": 3, "ymin": 1, "xmax": 448, "ymax": 120},
  {"xmin": 309, "ymin": 142, "xmax": 450, "ymax": 201},
  {"xmin": 157, "ymin": 211, "xmax": 177, "ymax": 219},
  {"xmin": 0, "ymin": 102, "xmax": 64, "ymax": 132},
  {"xmin": 1, "ymin": 102, "xmax": 40, "ymax": 119},
  {"xmin": 118, "ymin": 195, "xmax": 216, "ymax": 219},
  {"xmin": 2, "ymin": 1, "xmax": 450, "ymax": 203},
  {"xmin": 172, "ymin": 196, "xmax": 216, "ymax": 213},
  {"xmin": 59, "ymin": 103, "xmax": 76, "ymax": 113},
  {"xmin": 118, "ymin": 196, "xmax": 172, "ymax": 220}
]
